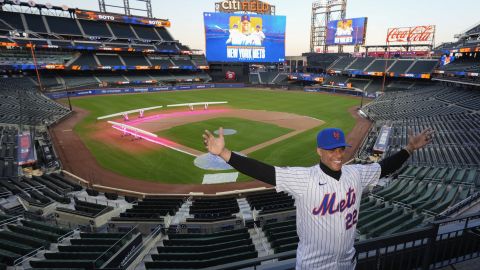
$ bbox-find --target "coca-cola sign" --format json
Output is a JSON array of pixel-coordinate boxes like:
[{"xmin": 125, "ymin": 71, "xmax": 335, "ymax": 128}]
[{"xmin": 386, "ymin": 25, "xmax": 435, "ymax": 44}]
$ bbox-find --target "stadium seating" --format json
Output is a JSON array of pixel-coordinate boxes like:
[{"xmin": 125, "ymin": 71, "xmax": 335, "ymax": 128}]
[
  {"xmin": 132, "ymin": 25, "xmax": 161, "ymax": 40},
  {"xmin": 145, "ymin": 228, "xmax": 258, "ymax": 269},
  {"xmin": 0, "ymin": 126, "xmax": 18, "ymax": 178},
  {"xmin": 303, "ymin": 53, "xmax": 348, "ymax": 72},
  {"xmin": 328, "ymin": 56, "xmax": 356, "ymax": 71},
  {"xmin": 356, "ymin": 81, "xmax": 480, "ymax": 239},
  {"xmin": 46, "ymin": 16, "xmax": 83, "ymax": 36},
  {"xmin": 70, "ymin": 53, "xmax": 98, "ymax": 67},
  {"xmin": 387, "ymin": 60, "xmax": 415, "ymax": 73},
  {"xmin": 438, "ymin": 57, "xmax": 480, "ymax": 73},
  {"xmin": 0, "ymin": 219, "xmax": 73, "ymax": 266},
  {"xmin": 95, "ymin": 74, "xmax": 127, "ymax": 83},
  {"xmin": 56, "ymin": 198, "xmax": 113, "ymax": 218},
  {"xmin": 156, "ymin": 27, "xmax": 174, "ymax": 41},
  {"xmin": 246, "ymin": 190, "xmax": 295, "ymax": 215},
  {"xmin": 23, "ymin": 13, "xmax": 48, "ymax": 33},
  {"xmin": 62, "ymin": 75, "xmax": 98, "ymax": 88},
  {"xmin": 187, "ymin": 197, "xmax": 239, "ymax": 222},
  {"xmin": 29, "ymin": 230, "xmax": 137, "ymax": 269},
  {"xmin": 365, "ymin": 59, "xmax": 395, "ymax": 72},
  {"xmin": 345, "ymin": 57, "xmax": 375, "ymax": 71},
  {"xmin": 96, "ymin": 54, "xmax": 123, "ymax": 66},
  {"xmin": 0, "ymin": 12, "xmax": 25, "ymax": 31},
  {"xmin": 121, "ymin": 55, "xmax": 150, "ymax": 66},
  {"xmin": 407, "ymin": 60, "xmax": 439, "ymax": 74},
  {"xmin": 171, "ymin": 57, "xmax": 194, "ymax": 67},
  {"xmin": 0, "ymin": 78, "xmax": 70, "ymax": 125},
  {"xmin": 262, "ymin": 219, "xmax": 298, "ymax": 253},
  {"xmin": 79, "ymin": 20, "xmax": 112, "ymax": 38},
  {"xmin": 111, "ymin": 197, "xmax": 184, "ymax": 222}
]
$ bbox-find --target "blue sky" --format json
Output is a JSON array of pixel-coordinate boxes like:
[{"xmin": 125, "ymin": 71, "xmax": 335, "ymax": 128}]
[{"xmin": 25, "ymin": 0, "xmax": 480, "ymax": 55}]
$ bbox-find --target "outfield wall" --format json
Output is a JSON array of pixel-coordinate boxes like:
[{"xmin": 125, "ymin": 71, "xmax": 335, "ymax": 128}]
[{"xmin": 46, "ymin": 83, "xmax": 245, "ymax": 100}]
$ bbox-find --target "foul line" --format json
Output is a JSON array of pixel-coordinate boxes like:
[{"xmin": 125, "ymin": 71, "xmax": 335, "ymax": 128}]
[{"xmin": 109, "ymin": 122, "xmax": 198, "ymax": 157}]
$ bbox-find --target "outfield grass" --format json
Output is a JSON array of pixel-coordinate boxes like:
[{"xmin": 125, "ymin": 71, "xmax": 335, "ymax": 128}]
[
  {"xmin": 156, "ymin": 117, "xmax": 293, "ymax": 152},
  {"xmin": 71, "ymin": 88, "xmax": 360, "ymax": 183}
]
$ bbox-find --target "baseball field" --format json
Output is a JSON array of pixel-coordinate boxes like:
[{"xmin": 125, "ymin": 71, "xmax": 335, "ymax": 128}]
[{"xmin": 67, "ymin": 88, "xmax": 361, "ymax": 185}]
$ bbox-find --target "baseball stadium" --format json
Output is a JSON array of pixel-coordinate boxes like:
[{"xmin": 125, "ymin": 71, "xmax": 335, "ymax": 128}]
[{"xmin": 0, "ymin": 0, "xmax": 479, "ymax": 269}]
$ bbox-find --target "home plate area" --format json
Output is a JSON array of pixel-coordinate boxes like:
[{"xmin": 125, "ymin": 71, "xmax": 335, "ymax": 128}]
[{"xmin": 195, "ymin": 152, "xmax": 246, "ymax": 184}]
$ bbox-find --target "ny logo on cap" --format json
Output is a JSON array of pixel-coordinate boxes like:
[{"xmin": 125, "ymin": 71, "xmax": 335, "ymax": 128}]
[{"xmin": 333, "ymin": 131, "xmax": 340, "ymax": 140}]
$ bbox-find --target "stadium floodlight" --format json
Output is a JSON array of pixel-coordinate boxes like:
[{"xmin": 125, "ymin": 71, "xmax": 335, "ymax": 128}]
[
  {"xmin": 310, "ymin": 0, "xmax": 347, "ymax": 53},
  {"xmin": 98, "ymin": 0, "xmax": 153, "ymax": 18}
]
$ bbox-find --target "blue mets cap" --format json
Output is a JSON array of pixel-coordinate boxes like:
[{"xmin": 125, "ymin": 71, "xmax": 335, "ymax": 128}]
[
  {"xmin": 317, "ymin": 128, "xmax": 351, "ymax": 150},
  {"xmin": 242, "ymin": 15, "xmax": 250, "ymax": 22}
]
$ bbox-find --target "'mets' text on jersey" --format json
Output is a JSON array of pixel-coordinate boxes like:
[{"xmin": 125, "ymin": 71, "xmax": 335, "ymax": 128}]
[
  {"xmin": 275, "ymin": 163, "xmax": 381, "ymax": 270},
  {"xmin": 312, "ymin": 187, "xmax": 358, "ymax": 230}
]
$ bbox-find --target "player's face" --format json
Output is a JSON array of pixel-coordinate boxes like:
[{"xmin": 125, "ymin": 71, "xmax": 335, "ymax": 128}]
[
  {"xmin": 242, "ymin": 21, "xmax": 250, "ymax": 31},
  {"xmin": 317, "ymin": 147, "xmax": 345, "ymax": 171}
]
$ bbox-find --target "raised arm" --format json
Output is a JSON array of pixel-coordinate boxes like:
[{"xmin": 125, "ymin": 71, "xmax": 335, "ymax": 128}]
[
  {"xmin": 379, "ymin": 128, "xmax": 434, "ymax": 177},
  {"xmin": 203, "ymin": 127, "xmax": 276, "ymax": 185}
]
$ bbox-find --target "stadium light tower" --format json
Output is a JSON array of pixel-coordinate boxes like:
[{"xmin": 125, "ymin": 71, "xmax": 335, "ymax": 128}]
[
  {"xmin": 310, "ymin": 0, "xmax": 347, "ymax": 53},
  {"xmin": 98, "ymin": 0, "xmax": 153, "ymax": 18}
]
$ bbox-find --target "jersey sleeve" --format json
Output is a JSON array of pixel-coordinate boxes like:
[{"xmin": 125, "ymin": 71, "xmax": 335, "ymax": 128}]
[
  {"xmin": 274, "ymin": 166, "xmax": 311, "ymax": 199},
  {"xmin": 356, "ymin": 163, "xmax": 382, "ymax": 188}
]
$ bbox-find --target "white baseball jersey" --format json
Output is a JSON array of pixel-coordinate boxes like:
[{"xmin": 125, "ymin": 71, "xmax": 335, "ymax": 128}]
[
  {"xmin": 226, "ymin": 29, "xmax": 246, "ymax": 45},
  {"xmin": 275, "ymin": 163, "xmax": 381, "ymax": 270}
]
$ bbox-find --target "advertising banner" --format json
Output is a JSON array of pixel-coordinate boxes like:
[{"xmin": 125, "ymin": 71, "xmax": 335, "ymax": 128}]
[
  {"xmin": 17, "ymin": 132, "xmax": 36, "ymax": 166},
  {"xmin": 386, "ymin": 25, "xmax": 435, "ymax": 44},
  {"xmin": 75, "ymin": 10, "xmax": 170, "ymax": 28}
]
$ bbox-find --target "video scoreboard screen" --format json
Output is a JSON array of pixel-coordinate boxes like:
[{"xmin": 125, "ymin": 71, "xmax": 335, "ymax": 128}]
[
  {"xmin": 204, "ymin": 12, "xmax": 286, "ymax": 63},
  {"xmin": 326, "ymin": 17, "xmax": 367, "ymax": 45}
]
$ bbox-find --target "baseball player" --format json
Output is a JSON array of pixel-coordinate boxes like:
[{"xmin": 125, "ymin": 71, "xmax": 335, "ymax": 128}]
[
  {"xmin": 226, "ymin": 24, "xmax": 245, "ymax": 46},
  {"xmin": 250, "ymin": 25, "xmax": 266, "ymax": 46},
  {"xmin": 203, "ymin": 127, "xmax": 434, "ymax": 270}
]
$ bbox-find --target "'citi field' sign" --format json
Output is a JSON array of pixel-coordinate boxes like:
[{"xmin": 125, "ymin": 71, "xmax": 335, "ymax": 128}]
[
  {"xmin": 386, "ymin": 25, "xmax": 435, "ymax": 44},
  {"xmin": 218, "ymin": 0, "xmax": 273, "ymax": 14}
]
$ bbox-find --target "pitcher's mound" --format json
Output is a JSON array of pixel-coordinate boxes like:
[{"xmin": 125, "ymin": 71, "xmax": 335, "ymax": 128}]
[{"xmin": 214, "ymin": 129, "xmax": 237, "ymax": 135}]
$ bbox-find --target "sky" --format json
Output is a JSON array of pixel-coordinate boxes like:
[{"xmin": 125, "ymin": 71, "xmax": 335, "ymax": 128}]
[{"xmin": 19, "ymin": 0, "xmax": 480, "ymax": 55}]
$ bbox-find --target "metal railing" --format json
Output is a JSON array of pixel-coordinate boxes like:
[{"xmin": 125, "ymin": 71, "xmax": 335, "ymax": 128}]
[
  {"xmin": 120, "ymin": 224, "xmax": 163, "ymax": 269},
  {"xmin": 94, "ymin": 226, "xmax": 139, "ymax": 269},
  {"xmin": 13, "ymin": 246, "xmax": 45, "ymax": 269},
  {"xmin": 197, "ymin": 212, "xmax": 480, "ymax": 270}
]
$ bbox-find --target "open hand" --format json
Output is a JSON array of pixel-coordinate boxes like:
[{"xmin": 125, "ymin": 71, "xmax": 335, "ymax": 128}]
[
  {"xmin": 406, "ymin": 128, "xmax": 435, "ymax": 153},
  {"xmin": 203, "ymin": 127, "xmax": 226, "ymax": 156}
]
